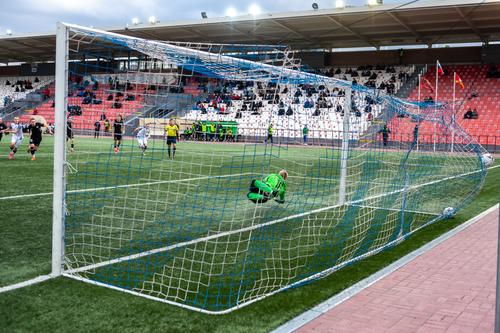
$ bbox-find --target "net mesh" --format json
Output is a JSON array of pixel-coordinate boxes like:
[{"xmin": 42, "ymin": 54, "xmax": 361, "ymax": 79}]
[{"xmin": 59, "ymin": 24, "xmax": 489, "ymax": 313}]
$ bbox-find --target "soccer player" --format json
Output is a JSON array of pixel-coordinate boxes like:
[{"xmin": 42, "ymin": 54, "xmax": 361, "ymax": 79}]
[
  {"xmin": 164, "ymin": 119, "xmax": 179, "ymax": 159},
  {"xmin": 134, "ymin": 123, "xmax": 150, "ymax": 155},
  {"xmin": 27, "ymin": 117, "xmax": 50, "ymax": 161},
  {"xmin": 0, "ymin": 117, "xmax": 7, "ymax": 144},
  {"xmin": 67, "ymin": 116, "xmax": 75, "ymax": 152},
  {"xmin": 113, "ymin": 115, "xmax": 124, "ymax": 153},
  {"xmin": 378, "ymin": 124, "xmax": 391, "ymax": 147},
  {"xmin": 247, "ymin": 170, "xmax": 288, "ymax": 204},
  {"xmin": 104, "ymin": 119, "xmax": 111, "ymax": 133},
  {"xmin": 3, "ymin": 117, "xmax": 25, "ymax": 159},
  {"xmin": 302, "ymin": 125, "xmax": 309, "ymax": 145},
  {"xmin": 226, "ymin": 127, "xmax": 234, "ymax": 142},
  {"xmin": 412, "ymin": 123, "xmax": 420, "ymax": 146},
  {"xmin": 266, "ymin": 124, "xmax": 273, "ymax": 144},
  {"xmin": 94, "ymin": 120, "xmax": 101, "ymax": 139}
]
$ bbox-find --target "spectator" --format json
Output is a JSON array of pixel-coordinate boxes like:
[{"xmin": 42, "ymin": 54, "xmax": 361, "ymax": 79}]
[
  {"xmin": 3, "ymin": 95, "xmax": 12, "ymax": 107},
  {"xmin": 43, "ymin": 88, "xmax": 51, "ymax": 100}
]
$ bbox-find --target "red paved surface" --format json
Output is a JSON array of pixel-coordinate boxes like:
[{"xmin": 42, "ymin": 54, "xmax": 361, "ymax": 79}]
[{"xmin": 297, "ymin": 208, "xmax": 499, "ymax": 333}]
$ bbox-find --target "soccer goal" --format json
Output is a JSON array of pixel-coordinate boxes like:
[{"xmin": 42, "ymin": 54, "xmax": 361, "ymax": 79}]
[{"xmin": 51, "ymin": 22, "xmax": 491, "ymax": 313}]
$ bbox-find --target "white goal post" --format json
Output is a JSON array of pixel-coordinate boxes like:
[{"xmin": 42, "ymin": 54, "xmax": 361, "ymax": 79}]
[{"xmin": 52, "ymin": 22, "xmax": 69, "ymax": 277}]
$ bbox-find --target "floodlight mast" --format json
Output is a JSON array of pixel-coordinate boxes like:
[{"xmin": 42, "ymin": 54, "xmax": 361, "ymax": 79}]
[{"xmin": 52, "ymin": 22, "xmax": 69, "ymax": 277}]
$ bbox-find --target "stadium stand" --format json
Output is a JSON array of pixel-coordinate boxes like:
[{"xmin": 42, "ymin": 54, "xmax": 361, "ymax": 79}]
[
  {"xmin": 0, "ymin": 76, "xmax": 53, "ymax": 107},
  {"xmin": 5, "ymin": 64, "xmax": 497, "ymax": 148},
  {"xmin": 318, "ymin": 65, "xmax": 414, "ymax": 94},
  {"xmin": 20, "ymin": 73, "xmax": 191, "ymax": 130},
  {"xmin": 183, "ymin": 65, "xmax": 414, "ymax": 141},
  {"xmin": 390, "ymin": 64, "xmax": 500, "ymax": 146}
]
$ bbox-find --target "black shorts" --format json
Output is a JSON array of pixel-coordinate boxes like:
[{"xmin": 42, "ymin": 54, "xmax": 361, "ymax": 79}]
[
  {"xmin": 114, "ymin": 134, "xmax": 122, "ymax": 141},
  {"xmin": 30, "ymin": 137, "xmax": 42, "ymax": 146},
  {"xmin": 67, "ymin": 129, "xmax": 74, "ymax": 139},
  {"xmin": 166, "ymin": 136, "xmax": 177, "ymax": 145}
]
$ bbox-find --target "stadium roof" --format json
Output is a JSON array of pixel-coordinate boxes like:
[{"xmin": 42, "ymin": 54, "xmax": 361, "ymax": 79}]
[{"xmin": 1, "ymin": 0, "xmax": 500, "ymax": 63}]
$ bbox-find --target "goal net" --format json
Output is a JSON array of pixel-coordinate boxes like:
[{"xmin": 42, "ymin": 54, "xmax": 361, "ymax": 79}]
[{"xmin": 53, "ymin": 23, "xmax": 491, "ymax": 313}]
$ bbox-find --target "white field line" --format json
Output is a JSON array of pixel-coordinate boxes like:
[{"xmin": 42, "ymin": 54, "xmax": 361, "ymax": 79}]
[
  {"xmin": 0, "ymin": 172, "xmax": 252, "ymax": 201},
  {"xmin": 0, "ymin": 274, "xmax": 53, "ymax": 294},
  {"xmin": 351, "ymin": 204, "xmax": 439, "ymax": 216},
  {"xmin": 66, "ymin": 164, "xmax": 499, "ymax": 275}
]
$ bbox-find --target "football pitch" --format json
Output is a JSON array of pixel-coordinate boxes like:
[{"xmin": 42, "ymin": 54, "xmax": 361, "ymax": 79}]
[{"xmin": 0, "ymin": 136, "xmax": 499, "ymax": 332}]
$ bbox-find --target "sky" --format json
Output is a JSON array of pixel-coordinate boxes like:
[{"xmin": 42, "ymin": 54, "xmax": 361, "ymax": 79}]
[{"xmin": 0, "ymin": 0, "xmax": 401, "ymax": 35}]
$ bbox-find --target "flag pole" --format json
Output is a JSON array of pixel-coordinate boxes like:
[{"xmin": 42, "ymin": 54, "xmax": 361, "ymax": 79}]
[
  {"xmin": 417, "ymin": 73, "xmax": 421, "ymax": 151},
  {"xmin": 434, "ymin": 60, "xmax": 438, "ymax": 152},
  {"xmin": 418, "ymin": 73, "xmax": 421, "ymax": 113},
  {"xmin": 451, "ymin": 72, "xmax": 456, "ymax": 153}
]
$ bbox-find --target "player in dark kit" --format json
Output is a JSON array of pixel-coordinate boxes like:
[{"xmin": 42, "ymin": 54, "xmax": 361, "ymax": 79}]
[
  {"xmin": 378, "ymin": 124, "xmax": 391, "ymax": 147},
  {"xmin": 67, "ymin": 116, "xmax": 75, "ymax": 152},
  {"xmin": 94, "ymin": 120, "xmax": 101, "ymax": 139},
  {"xmin": 27, "ymin": 117, "xmax": 50, "ymax": 161},
  {"xmin": 113, "ymin": 115, "xmax": 124, "ymax": 153},
  {"xmin": 0, "ymin": 117, "xmax": 7, "ymax": 143}
]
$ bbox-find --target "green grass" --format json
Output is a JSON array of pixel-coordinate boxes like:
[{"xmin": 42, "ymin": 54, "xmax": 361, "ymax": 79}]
[{"xmin": 0, "ymin": 135, "xmax": 498, "ymax": 332}]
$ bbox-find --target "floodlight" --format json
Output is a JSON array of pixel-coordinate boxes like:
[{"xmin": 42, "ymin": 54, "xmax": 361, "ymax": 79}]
[
  {"xmin": 367, "ymin": 0, "xmax": 382, "ymax": 5},
  {"xmin": 249, "ymin": 4, "xmax": 262, "ymax": 16},
  {"xmin": 335, "ymin": 0, "xmax": 345, "ymax": 9},
  {"xmin": 132, "ymin": 17, "xmax": 141, "ymax": 25},
  {"xmin": 201, "ymin": 12, "xmax": 208, "ymax": 19},
  {"xmin": 226, "ymin": 7, "xmax": 237, "ymax": 17},
  {"xmin": 6, "ymin": 29, "xmax": 12, "ymax": 35},
  {"xmin": 312, "ymin": 3, "xmax": 319, "ymax": 10},
  {"xmin": 148, "ymin": 16, "xmax": 157, "ymax": 24}
]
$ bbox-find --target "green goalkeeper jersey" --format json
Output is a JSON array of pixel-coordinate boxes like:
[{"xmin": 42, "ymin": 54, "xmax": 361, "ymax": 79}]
[{"xmin": 263, "ymin": 173, "xmax": 287, "ymax": 203}]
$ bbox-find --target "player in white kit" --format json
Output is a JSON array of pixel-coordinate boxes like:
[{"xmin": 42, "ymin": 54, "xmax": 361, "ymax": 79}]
[
  {"xmin": 134, "ymin": 123, "xmax": 150, "ymax": 155},
  {"xmin": 1, "ymin": 117, "xmax": 26, "ymax": 159}
]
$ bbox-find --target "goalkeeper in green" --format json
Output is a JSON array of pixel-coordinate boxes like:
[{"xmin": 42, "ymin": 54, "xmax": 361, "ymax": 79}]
[{"xmin": 247, "ymin": 170, "xmax": 288, "ymax": 204}]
